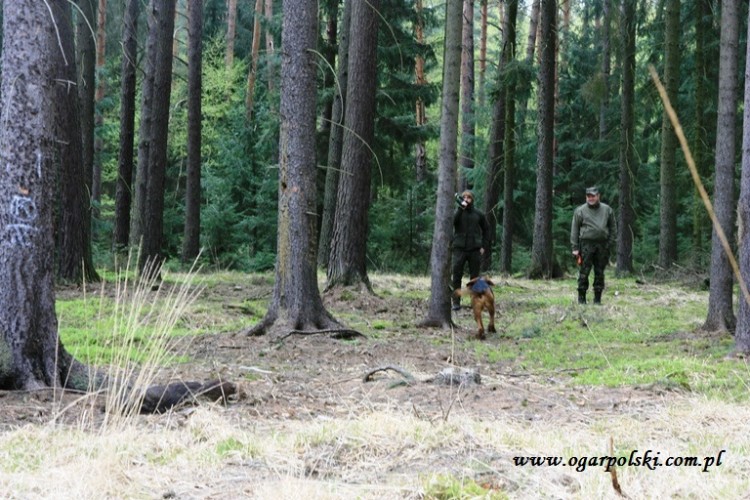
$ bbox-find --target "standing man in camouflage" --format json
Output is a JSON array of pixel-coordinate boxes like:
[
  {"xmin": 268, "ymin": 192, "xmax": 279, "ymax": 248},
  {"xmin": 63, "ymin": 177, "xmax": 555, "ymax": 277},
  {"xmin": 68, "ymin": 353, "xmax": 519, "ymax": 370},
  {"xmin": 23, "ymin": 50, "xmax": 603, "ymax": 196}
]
[
  {"xmin": 452, "ymin": 190, "xmax": 490, "ymax": 310},
  {"xmin": 571, "ymin": 186, "xmax": 617, "ymax": 304}
]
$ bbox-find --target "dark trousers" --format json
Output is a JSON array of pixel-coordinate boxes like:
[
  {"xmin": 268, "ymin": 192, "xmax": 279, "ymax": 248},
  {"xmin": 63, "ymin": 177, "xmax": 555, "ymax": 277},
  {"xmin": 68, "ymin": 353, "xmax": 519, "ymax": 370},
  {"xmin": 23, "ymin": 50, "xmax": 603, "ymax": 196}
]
[
  {"xmin": 577, "ymin": 240, "xmax": 609, "ymax": 293},
  {"xmin": 452, "ymin": 249, "xmax": 481, "ymax": 302}
]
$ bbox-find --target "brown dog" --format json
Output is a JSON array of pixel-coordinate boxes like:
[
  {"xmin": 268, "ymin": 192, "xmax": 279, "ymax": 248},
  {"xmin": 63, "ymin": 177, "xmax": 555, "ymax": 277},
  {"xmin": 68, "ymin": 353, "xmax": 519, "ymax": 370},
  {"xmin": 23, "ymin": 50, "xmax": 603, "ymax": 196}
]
[{"xmin": 453, "ymin": 277, "xmax": 496, "ymax": 339}]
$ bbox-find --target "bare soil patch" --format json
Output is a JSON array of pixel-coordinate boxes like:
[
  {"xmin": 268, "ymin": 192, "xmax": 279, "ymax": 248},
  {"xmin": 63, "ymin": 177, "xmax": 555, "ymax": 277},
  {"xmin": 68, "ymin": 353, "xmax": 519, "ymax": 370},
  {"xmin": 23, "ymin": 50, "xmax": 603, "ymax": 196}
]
[
  {"xmin": 2, "ymin": 279, "xmax": 676, "ymax": 428},
  {"xmin": 5, "ymin": 276, "xmax": 739, "ymax": 499}
]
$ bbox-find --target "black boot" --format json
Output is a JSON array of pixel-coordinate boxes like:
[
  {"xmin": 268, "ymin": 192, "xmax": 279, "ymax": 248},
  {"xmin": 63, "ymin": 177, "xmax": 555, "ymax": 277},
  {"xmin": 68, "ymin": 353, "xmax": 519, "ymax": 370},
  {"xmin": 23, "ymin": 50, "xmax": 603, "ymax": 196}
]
[
  {"xmin": 577, "ymin": 291, "xmax": 587, "ymax": 304},
  {"xmin": 594, "ymin": 290, "xmax": 602, "ymax": 304}
]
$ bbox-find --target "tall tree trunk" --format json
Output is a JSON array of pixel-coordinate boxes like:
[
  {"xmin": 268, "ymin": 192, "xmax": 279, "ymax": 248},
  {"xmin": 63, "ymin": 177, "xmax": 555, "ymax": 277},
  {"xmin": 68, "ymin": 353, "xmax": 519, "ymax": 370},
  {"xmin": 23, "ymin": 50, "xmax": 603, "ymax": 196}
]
[
  {"xmin": 138, "ymin": 0, "xmax": 177, "ymax": 276},
  {"xmin": 317, "ymin": 0, "xmax": 351, "ymax": 268},
  {"xmin": 55, "ymin": 0, "xmax": 99, "ymax": 284},
  {"xmin": 616, "ymin": 0, "xmax": 636, "ymax": 275},
  {"xmin": 95, "ymin": 0, "xmax": 107, "ymax": 102},
  {"xmin": 131, "ymin": 5, "xmax": 159, "ymax": 248},
  {"xmin": 495, "ymin": 0, "xmax": 538, "ymax": 273},
  {"xmin": 419, "ymin": 0, "xmax": 463, "ymax": 328},
  {"xmin": 245, "ymin": 0, "xmax": 344, "ymax": 337},
  {"xmin": 692, "ymin": 0, "xmax": 710, "ymax": 265},
  {"xmin": 658, "ymin": 0, "xmax": 680, "ymax": 269},
  {"xmin": 528, "ymin": 0, "xmax": 556, "ymax": 279},
  {"xmin": 173, "ymin": 2, "xmax": 185, "ymax": 59},
  {"xmin": 326, "ymin": 0, "xmax": 380, "ymax": 291},
  {"xmin": 599, "ymin": 0, "xmax": 610, "ymax": 139},
  {"xmin": 516, "ymin": 0, "xmax": 540, "ymax": 128},
  {"xmin": 501, "ymin": 0, "xmax": 519, "ymax": 275},
  {"xmin": 478, "ymin": 0, "xmax": 488, "ymax": 107},
  {"xmin": 225, "ymin": 0, "xmax": 238, "ymax": 68},
  {"xmin": 482, "ymin": 0, "xmax": 513, "ymax": 272},
  {"xmin": 734, "ymin": 3, "xmax": 750, "ymax": 354},
  {"xmin": 114, "ymin": 0, "xmax": 140, "ymax": 251},
  {"xmin": 77, "ymin": 0, "xmax": 97, "ymax": 210},
  {"xmin": 93, "ymin": 0, "xmax": 108, "ymax": 215},
  {"xmin": 0, "ymin": 0, "xmax": 87, "ymax": 390},
  {"xmin": 182, "ymin": 0, "xmax": 204, "ymax": 263},
  {"xmin": 316, "ymin": 0, "xmax": 338, "ymax": 179},
  {"xmin": 265, "ymin": 0, "xmax": 276, "ymax": 94},
  {"xmin": 246, "ymin": 0, "xmax": 264, "ymax": 121},
  {"xmin": 458, "ymin": 0, "xmax": 475, "ymax": 190},
  {"xmin": 704, "ymin": 0, "xmax": 739, "ymax": 333},
  {"xmin": 415, "ymin": 0, "xmax": 428, "ymax": 182}
]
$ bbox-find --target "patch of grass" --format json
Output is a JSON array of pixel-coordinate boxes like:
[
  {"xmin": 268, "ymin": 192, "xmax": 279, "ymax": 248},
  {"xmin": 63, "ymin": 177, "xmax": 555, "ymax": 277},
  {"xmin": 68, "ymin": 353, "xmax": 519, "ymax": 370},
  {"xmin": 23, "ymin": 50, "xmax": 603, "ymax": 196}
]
[
  {"xmin": 57, "ymin": 292, "xmax": 194, "ymax": 366},
  {"xmin": 477, "ymin": 274, "xmax": 748, "ymax": 399},
  {"xmin": 216, "ymin": 437, "xmax": 260, "ymax": 459},
  {"xmin": 422, "ymin": 474, "xmax": 507, "ymax": 499},
  {"xmin": 371, "ymin": 319, "xmax": 393, "ymax": 330}
]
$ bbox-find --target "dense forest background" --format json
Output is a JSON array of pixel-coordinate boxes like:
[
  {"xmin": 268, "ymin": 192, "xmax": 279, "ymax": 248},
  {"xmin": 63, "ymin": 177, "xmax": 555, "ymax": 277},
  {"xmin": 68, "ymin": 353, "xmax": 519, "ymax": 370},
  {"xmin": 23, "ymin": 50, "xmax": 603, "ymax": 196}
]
[{"xmin": 5, "ymin": 0, "xmax": 746, "ymax": 276}]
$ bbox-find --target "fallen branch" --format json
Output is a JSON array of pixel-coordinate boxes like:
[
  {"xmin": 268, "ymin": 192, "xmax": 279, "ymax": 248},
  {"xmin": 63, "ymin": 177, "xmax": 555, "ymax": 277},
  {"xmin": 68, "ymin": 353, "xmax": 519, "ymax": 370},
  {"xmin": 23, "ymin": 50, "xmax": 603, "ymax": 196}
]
[
  {"xmin": 363, "ymin": 365, "xmax": 481, "ymax": 387},
  {"xmin": 363, "ymin": 365, "xmax": 416, "ymax": 383},
  {"xmin": 132, "ymin": 379, "xmax": 239, "ymax": 414},
  {"xmin": 276, "ymin": 328, "xmax": 365, "ymax": 343}
]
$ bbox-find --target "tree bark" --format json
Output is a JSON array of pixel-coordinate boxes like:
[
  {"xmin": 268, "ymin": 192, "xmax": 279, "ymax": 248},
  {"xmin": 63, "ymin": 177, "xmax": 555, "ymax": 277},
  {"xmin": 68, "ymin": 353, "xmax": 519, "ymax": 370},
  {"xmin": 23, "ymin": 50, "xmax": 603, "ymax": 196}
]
[
  {"xmin": 734, "ymin": 3, "xmax": 750, "ymax": 353},
  {"xmin": 225, "ymin": 0, "xmax": 238, "ymax": 68},
  {"xmin": 477, "ymin": 0, "xmax": 488, "ymax": 107},
  {"xmin": 482, "ymin": 0, "xmax": 514, "ymax": 273},
  {"xmin": 616, "ymin": 0, "xmax": 636, "ymax": 275},
  {"xmin": 658, "ymin": 0, "xmax": 680, "ymax": 269},
  {"xmin": 246, "ymin": 0, "xmax": 343, "ymax": 336},
  {"xmin": 131, "ymin": 4, "xmax": 159, "ymax": 248},
  {"xmin": 326, "ymin": 0, "xmax": 380, "ymax": 291},
  {"xmin": 318, "ymin": 0, "xmax": 350, "ymax": 268},
  {"xmin": 419, "ymin": 0, "xmax": 463, "ymax": 328},
  {"xmin": 95, "ymin": 0, "xmax": 108, "ymax": 103},
  {"xmin": 528, "ymin": 0, "xmax": 556, "ymax": 279},
  {"xmin": 692, "ymin": 0, "xmax": 711, "ymax": 264},
  {"xmin": 54, "ymin": 1, "xmax": 99, "ymax": 284},
  {"xmin": 139, "ymin": 0, "xmax": 177, "ymax": 276},
  {"xmin": 501, "ymin": 0, "xmax": 519, "ymax": 275},
  {"xmin": 113, "ymin": 0, "xmax": 140, "ymax": 251},
  {"xmin": 245, "ymin": 0, "xmax": 264, "ymax": 121},
  {"xmin": 599, "ymin": 0, "xmax": 610, "ymax": 140},
  {"xmin": 458, "ymin": 0, "xmax": 475, "ymax": 190},
  {"xmin": 77, "ymin": 0, "xmax": 97, "ymax": 211},
  {"xmin": 704, "ymin": 0, "xmax": 739, "ymax": 333},
  {"xmin": 265, "ymin": 0, "xmax": 276, "ymax": 94},
  {"xmin": 182, "ymin": 0, "xmax": 204, "ymax": 263},
  {"xmin": 0, "ymin": 0, "xmax": 87, "ymax": 390},
  {"xmin": 415, "ymin": 0, "xmax": 428, "ymax": 182}
]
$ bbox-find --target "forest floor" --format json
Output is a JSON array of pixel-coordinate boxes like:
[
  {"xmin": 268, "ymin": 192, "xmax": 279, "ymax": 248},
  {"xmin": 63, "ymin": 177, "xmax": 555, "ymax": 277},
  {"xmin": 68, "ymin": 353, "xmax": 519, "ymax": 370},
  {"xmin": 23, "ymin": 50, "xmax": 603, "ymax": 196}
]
[{"xmin": 1, "ymin": 271, "xmax": 749, "ymax": 499}]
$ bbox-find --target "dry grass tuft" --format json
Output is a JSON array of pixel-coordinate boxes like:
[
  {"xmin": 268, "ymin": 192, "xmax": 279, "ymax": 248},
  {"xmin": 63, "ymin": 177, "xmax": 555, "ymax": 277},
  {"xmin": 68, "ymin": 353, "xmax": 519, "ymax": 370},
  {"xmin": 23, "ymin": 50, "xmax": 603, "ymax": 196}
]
[
  {"xmin": 1, "ymin": 397, "xmax": 748, "ymax": 498},
  {"xmin": 54, "ymin": 254, "xmax": 205, "ymax": 429}
]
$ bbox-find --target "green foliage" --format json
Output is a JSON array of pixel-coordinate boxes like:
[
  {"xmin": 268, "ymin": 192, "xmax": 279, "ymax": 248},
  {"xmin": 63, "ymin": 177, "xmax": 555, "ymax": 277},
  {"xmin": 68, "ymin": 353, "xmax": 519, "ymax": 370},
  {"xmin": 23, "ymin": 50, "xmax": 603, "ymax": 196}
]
[
  {"xmin": 368, "ymin": 182, "xmax": 436, "ymax": 274},
  {"xmin": 88, "ymin": 0, "xmax": 729, "ymax": 277}
]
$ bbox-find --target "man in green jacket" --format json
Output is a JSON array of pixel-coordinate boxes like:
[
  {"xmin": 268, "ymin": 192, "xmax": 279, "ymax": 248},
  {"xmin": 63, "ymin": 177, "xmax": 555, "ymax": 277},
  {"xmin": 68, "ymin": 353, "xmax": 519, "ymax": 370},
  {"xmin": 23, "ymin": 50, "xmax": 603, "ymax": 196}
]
[
  {"xmin": 452, "ymin": 190, "xmax": 490, "ymax": 310},
  {"xmin": 570, "ymin": 186, "xmax": 616, "ymax": 304}
]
